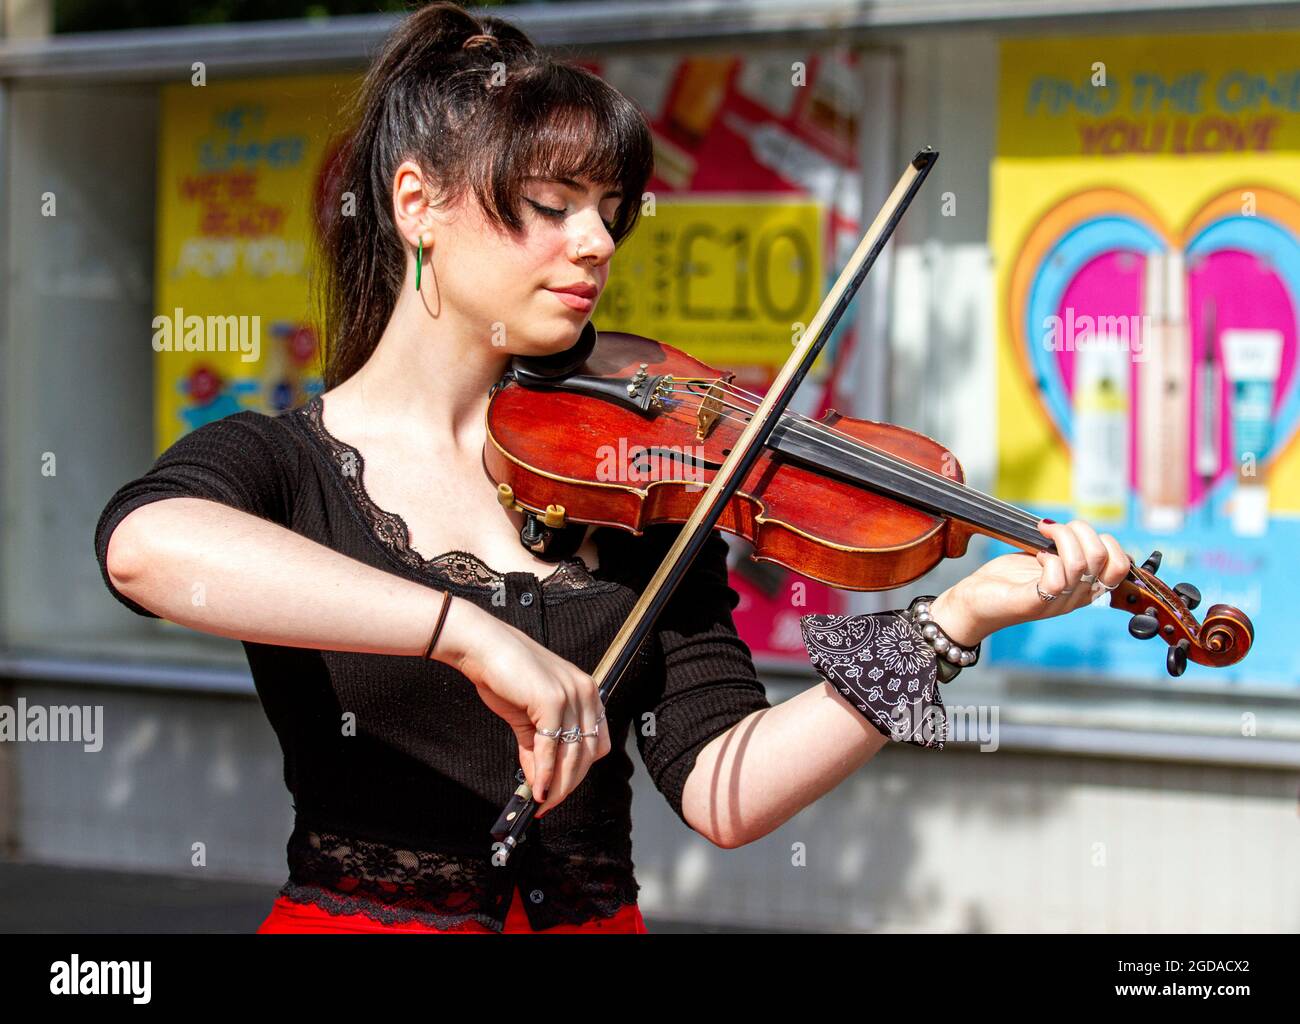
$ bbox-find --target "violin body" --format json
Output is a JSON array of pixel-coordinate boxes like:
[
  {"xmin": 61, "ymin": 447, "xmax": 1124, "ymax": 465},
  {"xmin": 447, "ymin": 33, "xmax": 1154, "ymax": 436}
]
[{"xmin": 487, "ymin": 330, "xmax": 976, "ymax": 591}]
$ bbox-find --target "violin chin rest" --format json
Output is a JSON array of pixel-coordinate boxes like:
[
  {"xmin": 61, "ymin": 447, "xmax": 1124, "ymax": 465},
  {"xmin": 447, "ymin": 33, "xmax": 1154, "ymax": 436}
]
[{"xmin": 510, "ymin": 320, "xmax": 597, "ymax": 380}]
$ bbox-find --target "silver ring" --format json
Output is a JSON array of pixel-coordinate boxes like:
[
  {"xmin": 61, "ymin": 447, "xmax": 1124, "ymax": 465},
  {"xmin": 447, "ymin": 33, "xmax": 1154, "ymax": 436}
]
[
  {"xmin": 1035, "ymin": 582, "xmax": 1057, "ymax": 602},
  {"xmin": 541, "ymin": 710, "xmax": 606, "ymax": 740},
  {"xmin": 1094, "ymin": 578, "xmax": 1120, "ymax": 592},
  {"xmin": 1080, "ymin": 573, "xmax": 1097, "ymax": 585}
]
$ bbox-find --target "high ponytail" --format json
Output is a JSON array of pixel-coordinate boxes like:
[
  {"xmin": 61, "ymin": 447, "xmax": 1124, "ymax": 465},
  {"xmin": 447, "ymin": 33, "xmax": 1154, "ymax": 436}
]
[{"xmin": 315, "ymin": 0, "xmax": 654, "ymax": 389}]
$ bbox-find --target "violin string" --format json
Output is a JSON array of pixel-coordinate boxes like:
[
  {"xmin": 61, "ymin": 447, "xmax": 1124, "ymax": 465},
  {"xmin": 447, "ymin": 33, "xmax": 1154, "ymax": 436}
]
[
  {"xmin": 655, "ymin": 387, "xmax": 1041, "ymax": 545},
  {"xmin": 673, "ymin": 376, "xmax": 1045, "ymax": 528},
  {"xmin": 657, "ymin": 379, "xmax": 1046, "ymax": 541},
  {"xmin": 620, "ymin": 373, "xmax": 1141, "ymax": 580},
  {"xmin": 661, "ymin": 377, "xmax": 1026, "ymax": 517},
  {"xmin": 673, "ymin": 375, "xmax": 1051, "ymax": 531}
]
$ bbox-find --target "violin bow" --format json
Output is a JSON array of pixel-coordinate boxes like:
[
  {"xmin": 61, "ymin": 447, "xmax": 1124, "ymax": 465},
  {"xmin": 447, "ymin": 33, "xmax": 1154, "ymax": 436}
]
[{"xmin": 488, "ymin": 147, "xmax": 941, "ymax": 863}]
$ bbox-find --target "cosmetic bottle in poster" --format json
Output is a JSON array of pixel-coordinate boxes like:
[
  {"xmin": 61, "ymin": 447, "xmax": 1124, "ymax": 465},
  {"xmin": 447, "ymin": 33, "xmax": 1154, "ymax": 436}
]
[
  {"xmin": 1138, "ymin": 249, "xmax": 1190, "ymax": 532},
  {"xmin": 1195, "ymin": 296, "xmax": 1221, "ymax": 527},
  {"xmin": 1222, "ymin": 327, "xmax": 1282, "ymax": 537},
  {"xmin": 1072, "ymin": 333, "xmax": 1130, "ymax": 524}
]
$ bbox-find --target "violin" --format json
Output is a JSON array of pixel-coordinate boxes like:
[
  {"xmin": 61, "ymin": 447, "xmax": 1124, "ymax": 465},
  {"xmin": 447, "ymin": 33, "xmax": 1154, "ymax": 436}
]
[
  {"xmin": 485, "ymin": 147, "xmax": 1254, "ymax": 863},
  {"xmin": 487, "ymin": 325, "xmax": 1254, "ymax": 676}
]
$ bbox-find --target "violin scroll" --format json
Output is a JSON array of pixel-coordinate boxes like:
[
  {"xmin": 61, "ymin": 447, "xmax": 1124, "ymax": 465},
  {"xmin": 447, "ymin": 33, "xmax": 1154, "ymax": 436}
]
[{"xmin": 1109, "ymin": 549, "xmax": 1254, "ymax": 675}]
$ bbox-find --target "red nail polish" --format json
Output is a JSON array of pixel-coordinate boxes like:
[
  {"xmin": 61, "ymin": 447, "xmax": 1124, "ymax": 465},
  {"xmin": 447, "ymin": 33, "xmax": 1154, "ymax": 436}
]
[{"xmin": 1041, "ymin": 518, "xmax": 1055, "ymax": 524}]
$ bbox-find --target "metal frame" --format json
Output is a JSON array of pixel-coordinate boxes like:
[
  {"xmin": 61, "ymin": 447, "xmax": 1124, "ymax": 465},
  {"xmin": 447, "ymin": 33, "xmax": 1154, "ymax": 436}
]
[
  {"xmin": 0, "ymin": 654, "xmax": 253, "ymax": 695},
  {"xmin": 761, "ymin": 677, "xmax": 1300, "ymax": 766},
  {"xmin": 1, "ymin": 1, "xmax": 1299, "ymax": 81}
]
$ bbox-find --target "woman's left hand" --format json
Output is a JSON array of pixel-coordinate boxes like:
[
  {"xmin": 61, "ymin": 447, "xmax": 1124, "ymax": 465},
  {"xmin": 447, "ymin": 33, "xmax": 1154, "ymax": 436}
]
[{"xmin": 930, "ymin": 519, "xmax": 1131, "ymax": 646}]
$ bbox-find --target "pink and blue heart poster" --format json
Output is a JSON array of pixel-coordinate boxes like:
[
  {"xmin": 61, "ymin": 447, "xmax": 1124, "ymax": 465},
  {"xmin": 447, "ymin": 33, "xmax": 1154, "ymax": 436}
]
[{"xmin": 991, "ymin": 31, "xmax": 1300, "ymax": 687}]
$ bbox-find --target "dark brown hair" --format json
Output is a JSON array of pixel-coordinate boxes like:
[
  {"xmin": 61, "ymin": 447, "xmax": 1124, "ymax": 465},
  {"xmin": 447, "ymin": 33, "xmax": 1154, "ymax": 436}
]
[{"xmin": 316, "ymin": 1, "xmax": 655, "ymax": 388}]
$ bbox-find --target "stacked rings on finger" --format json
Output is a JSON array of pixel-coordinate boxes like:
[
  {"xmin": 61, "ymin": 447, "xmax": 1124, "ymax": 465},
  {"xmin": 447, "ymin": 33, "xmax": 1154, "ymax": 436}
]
[{"xmin": 538, "ymin": 710, "xmax": 606, "ymax": 741}]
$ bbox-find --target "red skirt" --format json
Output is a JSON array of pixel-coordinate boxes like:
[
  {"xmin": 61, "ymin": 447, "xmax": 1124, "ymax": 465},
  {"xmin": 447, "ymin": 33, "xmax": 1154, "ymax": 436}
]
[{"xmin": 257, "ymin": 885, "xmax": 648, "ymax": 934}]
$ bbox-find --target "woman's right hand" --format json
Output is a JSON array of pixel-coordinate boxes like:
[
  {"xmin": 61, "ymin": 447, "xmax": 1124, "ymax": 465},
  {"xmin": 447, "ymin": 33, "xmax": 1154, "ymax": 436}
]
[{"xmin": 437, "ymin": 595, "xmax": 611, "ymax": 818}]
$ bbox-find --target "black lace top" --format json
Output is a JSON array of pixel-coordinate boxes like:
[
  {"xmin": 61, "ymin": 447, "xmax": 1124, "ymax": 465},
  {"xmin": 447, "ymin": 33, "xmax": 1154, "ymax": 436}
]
[{"xmin": 92, "ymin": 395, "xmax": 943, "ymax": 932}]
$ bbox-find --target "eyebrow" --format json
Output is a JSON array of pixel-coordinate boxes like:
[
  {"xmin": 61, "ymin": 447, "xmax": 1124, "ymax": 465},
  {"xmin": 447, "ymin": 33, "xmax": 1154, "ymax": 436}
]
[{"xmin": 526, "ymin": 175, "xmax": 622, "ymax": 199}]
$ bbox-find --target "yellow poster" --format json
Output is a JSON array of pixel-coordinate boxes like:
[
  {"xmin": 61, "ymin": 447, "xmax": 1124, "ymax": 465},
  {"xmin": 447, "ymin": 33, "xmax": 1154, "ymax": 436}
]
[
  {"xmin": 992, "ymin": 31, "xmax": 1300, "ymax": 517},
  {"xmin": 599, "ymin": 197, "xmax": 824, "ymax": 366},
  {"xmin": 153, "ymin": 73, "xmax": 354, "ymax": 451}
]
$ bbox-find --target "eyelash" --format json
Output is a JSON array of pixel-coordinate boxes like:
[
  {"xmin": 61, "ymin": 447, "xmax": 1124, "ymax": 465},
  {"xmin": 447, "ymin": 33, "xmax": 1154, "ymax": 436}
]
[{"xmin": 527, "ymin": 198, "xmax": 617, "ymax": 232}]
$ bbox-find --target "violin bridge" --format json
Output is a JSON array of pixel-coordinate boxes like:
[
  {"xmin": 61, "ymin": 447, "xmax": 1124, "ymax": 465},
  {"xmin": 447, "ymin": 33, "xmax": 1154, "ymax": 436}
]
[{"xmin": 696, "ymin": 380, "xmax": 725, "ymax": 441}]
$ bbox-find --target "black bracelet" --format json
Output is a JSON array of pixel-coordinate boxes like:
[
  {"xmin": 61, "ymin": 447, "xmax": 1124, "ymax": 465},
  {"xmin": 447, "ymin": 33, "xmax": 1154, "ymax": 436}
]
[
  {"xmin": 423, "ymin": 591, "xmax": 453, "ymax": 660},
  {"xmin": 904, "ymin": 594, "xmax": 981, "ymax": 683}
]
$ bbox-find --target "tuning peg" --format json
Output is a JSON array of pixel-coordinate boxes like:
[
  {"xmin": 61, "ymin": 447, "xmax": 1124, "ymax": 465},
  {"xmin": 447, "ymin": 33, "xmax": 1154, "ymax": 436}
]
[
  {"xmin": 1172, "ymin": 582, "xmax": 1201, "ymax": 610},
  {"xmin": 1140, "ymin": 550, "xmax": 1163, "ymax": 574},
  {"xmin": 1167, "ymin": 638, "xmax": 1189, "ymax": 677},
  {"xmin": 1128, "ymin": 613, "xmax": 1159, "ymax": 640}
]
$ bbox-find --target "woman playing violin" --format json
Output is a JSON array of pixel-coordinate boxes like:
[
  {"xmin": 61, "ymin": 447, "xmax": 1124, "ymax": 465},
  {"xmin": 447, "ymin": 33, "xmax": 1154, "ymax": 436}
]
[{"xmin": 94, "ymin": 1, "xmax": 1128, "ymax": 934}]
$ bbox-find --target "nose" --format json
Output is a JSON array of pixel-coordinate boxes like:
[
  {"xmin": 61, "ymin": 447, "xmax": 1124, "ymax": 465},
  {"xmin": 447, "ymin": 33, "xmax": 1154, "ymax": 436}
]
[{"xmin": 571, "ymin": 210, "xmax": 615, "ymax": 265}]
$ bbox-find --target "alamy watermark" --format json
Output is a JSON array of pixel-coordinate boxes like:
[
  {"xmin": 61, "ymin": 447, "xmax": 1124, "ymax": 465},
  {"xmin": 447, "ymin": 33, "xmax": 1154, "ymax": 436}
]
[
  {"xmin": 50, "ymin": 955, "xmax": 150, "ymax": 1003},
  {"xmin": 0, "ymin": 699, "xmax": 102, "ymax": 752},
  {"xmin": 889, "ymin": 700, "xmax": 1000, "ymax": 752},
  {"xmin": 152, "ymin": 306, "xmax": 260, "ymax": 363},
  {"xmin": 595, "ymin": 437, "xmax": 708, "ymax": 491},
  {"xmin": 1041, "ymin": 309, "xmax": 1151, "ymax": 361}
]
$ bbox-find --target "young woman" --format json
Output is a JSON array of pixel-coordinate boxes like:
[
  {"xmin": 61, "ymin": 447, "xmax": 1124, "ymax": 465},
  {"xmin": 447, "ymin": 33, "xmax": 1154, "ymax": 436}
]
[{"xmin": 93, "ymin": 2, "xmax": 1128, "ymax": 934}]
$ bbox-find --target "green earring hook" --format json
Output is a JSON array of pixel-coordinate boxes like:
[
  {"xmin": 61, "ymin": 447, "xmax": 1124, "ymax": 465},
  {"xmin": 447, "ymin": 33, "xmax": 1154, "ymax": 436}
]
[{"xmin": 415, "ymin": 236, "xmax": 423, "ymax": 292}]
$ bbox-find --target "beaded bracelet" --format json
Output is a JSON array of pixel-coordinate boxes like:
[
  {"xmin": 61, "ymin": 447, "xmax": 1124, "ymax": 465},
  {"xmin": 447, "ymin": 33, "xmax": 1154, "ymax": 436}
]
[{"xmin": 904, "ymin": 594, "xmax": 981, "ymax": 684}]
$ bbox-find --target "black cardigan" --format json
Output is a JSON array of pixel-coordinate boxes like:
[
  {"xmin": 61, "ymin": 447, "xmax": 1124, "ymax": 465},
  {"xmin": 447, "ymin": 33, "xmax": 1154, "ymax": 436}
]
[{"xmin": 92, "ymin": 395, "xmax": 942, "ymax": 932}]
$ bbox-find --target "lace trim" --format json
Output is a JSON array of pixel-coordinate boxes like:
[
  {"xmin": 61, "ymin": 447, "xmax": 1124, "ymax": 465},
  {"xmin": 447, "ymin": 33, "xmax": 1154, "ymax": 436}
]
[
  {"xmin": 276, "ymin": 880, "xmax": 507, "ymax": 932},
  {"xmin": 293, "ymin": 395, "xmax": 602, "ymax": 594},
  {"xmin": 283, "ymin": 825, "xmax": 640, "ymax": 931}
]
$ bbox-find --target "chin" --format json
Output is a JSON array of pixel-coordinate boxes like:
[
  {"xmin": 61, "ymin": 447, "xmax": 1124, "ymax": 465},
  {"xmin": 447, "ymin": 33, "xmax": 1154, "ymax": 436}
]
[{"xmin": 520, "ymin": 322, "xmax": 586, "ymax": 356}]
